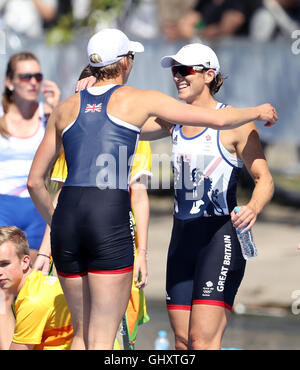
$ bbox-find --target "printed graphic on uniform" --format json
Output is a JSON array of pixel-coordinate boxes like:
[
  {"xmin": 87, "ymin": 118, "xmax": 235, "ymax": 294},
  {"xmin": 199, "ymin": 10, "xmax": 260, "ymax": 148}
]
[
  {"xmin": 217, "ymin": 235, "xmax": 232, "ymax": 292},
  {"xmin": 85, "ymin": 103, "xmax": 102, "ymax": 113},
  {"xmin": 173, "ymin": 154, "xmax": 226, "ymax": 216},
  {"xmin": 202, "ymin": 281, "xmax": 215, "ymax": 297},
  {"xmin": 205, "ymin": 135, "xmax": 211, "ymax": 141}
]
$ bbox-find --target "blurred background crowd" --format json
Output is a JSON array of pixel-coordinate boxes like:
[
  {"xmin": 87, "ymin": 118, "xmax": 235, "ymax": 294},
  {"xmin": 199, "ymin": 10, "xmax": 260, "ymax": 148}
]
[
  {"xmin": 0, "ymin": 0, "xmax": 299, "ymax": 43},
  {"xmin": 0, "ymin": 0, "xmax": 300, "ymax": 193}
]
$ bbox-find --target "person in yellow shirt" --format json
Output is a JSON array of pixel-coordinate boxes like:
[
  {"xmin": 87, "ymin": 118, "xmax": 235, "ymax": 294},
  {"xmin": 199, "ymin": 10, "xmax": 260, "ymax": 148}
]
[{"xmin": 0, "ymin": 226, "xmax": 73, "ymax": 350}]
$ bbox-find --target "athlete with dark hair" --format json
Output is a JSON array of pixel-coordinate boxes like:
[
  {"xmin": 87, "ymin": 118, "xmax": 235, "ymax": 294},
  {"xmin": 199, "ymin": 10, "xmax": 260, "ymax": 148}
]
[{"xmin": 28, "ymin": 29, "xmax": 277, "ymax": 350}]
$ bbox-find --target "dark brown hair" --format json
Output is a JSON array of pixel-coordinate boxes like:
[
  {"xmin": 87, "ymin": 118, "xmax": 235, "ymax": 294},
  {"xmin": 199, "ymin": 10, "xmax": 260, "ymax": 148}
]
[{"xmin": 209, "ymin": 72, "xmax": 223, "ymax": 95}]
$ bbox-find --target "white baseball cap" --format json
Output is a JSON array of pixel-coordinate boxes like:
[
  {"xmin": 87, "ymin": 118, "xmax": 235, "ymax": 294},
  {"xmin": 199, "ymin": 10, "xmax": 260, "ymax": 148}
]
[
  {"xmin": 161, "ymin": 43, "xmax": 220, "ymax": 76},
  {"xmin": 87, "ymin": 28, "xmax": 144, "ymax": 68}
]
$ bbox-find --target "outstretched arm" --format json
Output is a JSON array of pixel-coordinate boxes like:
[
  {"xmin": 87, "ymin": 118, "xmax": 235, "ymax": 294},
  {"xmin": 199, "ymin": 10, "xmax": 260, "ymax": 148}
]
[{"xmin": 142, "ymin": 90, "xmax": 278, "ymax": 130}]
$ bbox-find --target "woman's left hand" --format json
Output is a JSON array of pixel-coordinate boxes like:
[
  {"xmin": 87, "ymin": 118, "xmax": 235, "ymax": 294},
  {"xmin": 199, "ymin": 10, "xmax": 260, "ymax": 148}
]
[
  {"xmin": 134, "ymin": 250, "xmax": 148, "ymax": 289},
  {"xmin": 231, "ymin": 205, "xmax": 257, "ymax": 233},
  {"xmin": 41, "ymin": 80, "xmax": 61, "ymax": 108}
]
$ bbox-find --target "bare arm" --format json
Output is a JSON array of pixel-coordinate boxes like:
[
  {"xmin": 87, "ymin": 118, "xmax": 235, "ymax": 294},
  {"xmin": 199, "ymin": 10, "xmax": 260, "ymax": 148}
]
[
  {"xmin": 27, "ymin": 108, "xmax": 62, "ymax": 225},
  {"xmin": 139, "ymin": 90, "xmax": 277, "ymax": 130},
  {"xmin": 33, "ymin": 185, "xmax": 63, "ymax": 274},
  {"xmin": 231, "ymin": 123, "xmax": 274, "ymax": 232},
  {"xmin": 200, "ymin": 10, "xmax": 245, "ymax": 39},
  {"xmin": 0, "ymin": 292, "xmax": 15, "ymax": 350},
  {"xmin": 140, "ymin": 117, "xmax": 172, "ymax": 141},
  {"xmin": 32, "ymin": 0, "xmax": 57, "ymax": 22},
  {"xmin": 130, "ymin": 176, "xmax": 150, "ymax": 289},
  {"xmin": 9, "ymin": 342, "xmax": 34, "ymax": 350}
]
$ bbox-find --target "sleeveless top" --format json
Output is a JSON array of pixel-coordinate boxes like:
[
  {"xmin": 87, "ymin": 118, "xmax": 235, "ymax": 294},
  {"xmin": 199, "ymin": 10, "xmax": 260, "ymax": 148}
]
[
  {"xmin": 0, "ymin": 103, "xmax": 47, "ymax": 198},
  {"xmin": 62, "ymin": 85, "xmax": 140, "ymax": 191},
  {"xmin": 171, "ymin": 102, "xmax": 243, "ymax": 220}
]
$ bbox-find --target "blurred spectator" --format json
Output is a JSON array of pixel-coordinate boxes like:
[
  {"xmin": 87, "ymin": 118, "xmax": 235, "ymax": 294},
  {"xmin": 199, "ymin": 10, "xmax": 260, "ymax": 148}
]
[
  {"xmin": 156, "ymin": 0, "xmax": 197, "ymax": 41},
  {"xmin": 0, "ymin": 0, "xmax": 58, "ymax": 38},
  {"xmin": 72, "ymin": 0, "xmax": 91, "ymax": 22},
  {"xmin": 176, "ymin": 0, "xmax": 263, "ymax": 41},
  {"xmin": 121, "ymin": 0, "xmax": 160, "ymax": 40},
  {"xmin": 43, "ymin": 0, "xmax": 72, "ymax": 30},
  {"xmin": 250, "ymin": 0, "xmax": 300, "ymax": 41}
]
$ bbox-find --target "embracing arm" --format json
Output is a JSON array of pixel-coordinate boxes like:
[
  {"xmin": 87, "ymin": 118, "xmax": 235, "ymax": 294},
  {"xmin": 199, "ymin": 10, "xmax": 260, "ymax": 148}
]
[
  {"xmin": 27, "ymin": 109, "xmax": 62, "ymax": 225},
  {"xmin": 231, "ymin": 123, "xmax": 274, "ymax": 232},
  {"xmin": 140, "ymin": 90, "xmax": 278, "ymax": 130},
  {"xmin": 140, "ymin": 117, "xmax": 172, "ymax": 141}
]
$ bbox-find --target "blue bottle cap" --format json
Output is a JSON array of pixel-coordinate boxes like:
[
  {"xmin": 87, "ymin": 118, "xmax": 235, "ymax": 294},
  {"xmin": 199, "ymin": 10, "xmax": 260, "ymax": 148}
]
[{"xmin": 158, "ymin": 330, "xmax": 167, "ymax": 337}]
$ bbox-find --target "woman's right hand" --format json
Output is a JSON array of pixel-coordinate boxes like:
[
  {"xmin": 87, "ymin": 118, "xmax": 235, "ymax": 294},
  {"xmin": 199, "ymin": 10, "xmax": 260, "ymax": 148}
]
[
  {"xmin": 75, "ymin": 76, "xmax": 96, "ymax": 92},
  {"xmin": 256, "ymin": 104, "xmax": 278, "ymax": 127},
  {"xmin": 41, "ymin": 80, "xmax": 61, "ymax": 108}
]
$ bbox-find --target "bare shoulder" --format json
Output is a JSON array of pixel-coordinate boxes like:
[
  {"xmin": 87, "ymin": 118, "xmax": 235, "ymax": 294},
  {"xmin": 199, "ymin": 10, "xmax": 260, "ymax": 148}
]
[
  {"xmin": 57, "ymin": 92, "xmax": 80, "ymax": 111},
  {"xmin": 115, "ymin": 86, "xmax": 161, "ymax": 101},
  {"xmin": 55, "ymin": 93, "xmax": 81, "ymax": 131}
]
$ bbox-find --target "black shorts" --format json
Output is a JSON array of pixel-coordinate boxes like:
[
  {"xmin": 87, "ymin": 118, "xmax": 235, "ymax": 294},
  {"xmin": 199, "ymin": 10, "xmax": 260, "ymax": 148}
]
[
  {"xmin": 166, "ymin": 216, "xmax": 246, "ymax": 311},
  {"xmin": 51, "ymin": 187, "xmax": 135, "ymax": 277}
]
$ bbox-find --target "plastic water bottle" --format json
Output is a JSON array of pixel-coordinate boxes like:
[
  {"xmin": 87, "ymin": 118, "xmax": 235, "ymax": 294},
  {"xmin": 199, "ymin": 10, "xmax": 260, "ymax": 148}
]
[
  {"xmin": 154, "ymin": 330, "xmax": 170, "ymax": 350},
  {"xmin": 234, "ymin": 206, "xmax": 258, "ymax": 260}
]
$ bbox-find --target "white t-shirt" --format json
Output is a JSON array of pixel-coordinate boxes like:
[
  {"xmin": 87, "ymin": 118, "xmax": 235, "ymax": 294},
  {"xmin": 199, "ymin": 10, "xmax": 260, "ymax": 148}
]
[
  {"xmin": 0, "ymin": 0, "xmax": 57, "ymax": 38},
  {"xmin": 0, "ymin": 103, "xmax": 47, "ymax": 197}
]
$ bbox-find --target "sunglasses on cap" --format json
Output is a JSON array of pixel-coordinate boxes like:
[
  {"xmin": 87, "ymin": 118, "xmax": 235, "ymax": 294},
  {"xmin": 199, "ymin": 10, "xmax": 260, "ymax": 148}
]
[
  {"xmin": 171, "ymin": 65, "xmax": 208, "ymax": 77},
  {"xmin": 18, "ymin": 73, "xmax": 43, "ymax": 82},
  {"xmin": 117, "ymin": 51, "xmax": 135, "ymax": 60}
]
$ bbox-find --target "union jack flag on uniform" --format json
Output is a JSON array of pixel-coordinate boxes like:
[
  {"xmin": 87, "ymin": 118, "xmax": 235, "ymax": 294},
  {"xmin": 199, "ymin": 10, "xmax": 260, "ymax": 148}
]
[{"xmin": 85, "ymin": 103, "xmax": 102, "ymax": 113}]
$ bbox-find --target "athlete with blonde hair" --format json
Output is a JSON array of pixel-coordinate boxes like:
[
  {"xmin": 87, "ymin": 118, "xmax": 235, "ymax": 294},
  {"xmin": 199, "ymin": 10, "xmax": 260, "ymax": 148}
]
[{"xmin": 28, "ymin": 28, "xmax": 277, "ymax": 350}]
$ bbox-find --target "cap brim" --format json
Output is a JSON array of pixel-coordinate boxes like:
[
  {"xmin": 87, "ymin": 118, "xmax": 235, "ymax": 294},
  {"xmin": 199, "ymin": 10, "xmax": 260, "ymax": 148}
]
[
  {"xmin": 129, "ymin": 41, "xmax": 144, "ymax": 53},
  {"xmin": 160, "ymin": 55, "xmax": 176, "ymax": 68},
  {"xmin": 161, "ymin": 55, "xmax": 195, "ymax": 68}
]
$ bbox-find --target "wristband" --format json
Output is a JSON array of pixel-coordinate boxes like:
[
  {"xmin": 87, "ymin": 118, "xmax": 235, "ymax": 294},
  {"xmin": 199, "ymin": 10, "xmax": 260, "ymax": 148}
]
[{"xmin": 37, "ymin": 253, "xmax": 50, "ymax": 259}]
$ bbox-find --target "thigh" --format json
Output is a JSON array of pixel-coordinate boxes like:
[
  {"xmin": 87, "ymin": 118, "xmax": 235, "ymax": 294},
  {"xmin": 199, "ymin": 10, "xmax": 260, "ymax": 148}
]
[
  {"xmin": 166, "ymin": 218, "xmax": 196, "ymax": 310},
  {"xmin": 58, "ymin": 275, "xmax": 90, "ymax": 333},
  {"xmin": 189, "ymin": 304, "xmax": 230, "ymax": 349},
  {"xmin": 82, "ymin": 188, "xmax": 134, "ymax": 272},
  {"xmin": 192, "ymin": 217, "xmax": 246, "ymax": 311},
  {"xmin": 87, "ymin": 270, "xmax": 133, "ymax": 349},
  {"xmin": 167, "ymin": 309, "xmax": 191, "ymax": 349}
]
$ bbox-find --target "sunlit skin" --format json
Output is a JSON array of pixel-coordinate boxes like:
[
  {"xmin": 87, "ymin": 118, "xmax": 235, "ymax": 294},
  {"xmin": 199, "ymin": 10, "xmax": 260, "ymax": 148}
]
[
  {"xmin": 6, "ymin": 60, "xmax": 42, "ymax": 103},
  {"xmin": 0, "ymin": 242, "xmax": 31, "ymax": 296}
]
